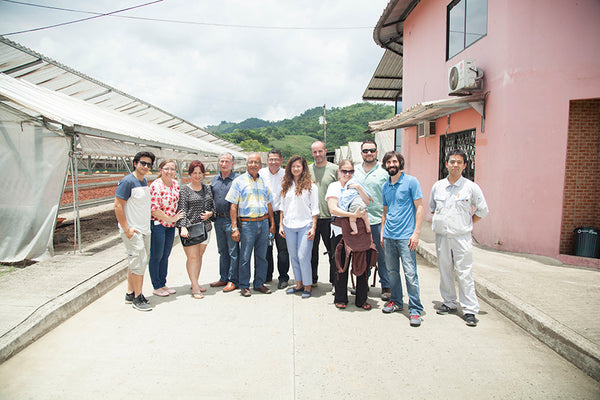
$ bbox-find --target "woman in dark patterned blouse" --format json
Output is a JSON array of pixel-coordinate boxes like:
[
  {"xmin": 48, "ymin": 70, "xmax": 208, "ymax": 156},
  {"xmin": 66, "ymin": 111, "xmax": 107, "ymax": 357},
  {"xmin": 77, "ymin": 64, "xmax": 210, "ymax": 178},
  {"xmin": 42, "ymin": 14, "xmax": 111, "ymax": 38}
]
[{"xmin": 177, "ymin": 160, "xmax": 216, "ymax": 299}]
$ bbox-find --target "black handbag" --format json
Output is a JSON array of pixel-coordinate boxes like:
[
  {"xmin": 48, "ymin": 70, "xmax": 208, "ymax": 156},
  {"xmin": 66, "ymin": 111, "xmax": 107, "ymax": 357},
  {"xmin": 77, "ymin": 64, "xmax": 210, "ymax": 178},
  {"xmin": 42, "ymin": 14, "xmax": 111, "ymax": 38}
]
[{"xmin": 181, "ymin": 222, "xmax": 207, "ymax": 247}]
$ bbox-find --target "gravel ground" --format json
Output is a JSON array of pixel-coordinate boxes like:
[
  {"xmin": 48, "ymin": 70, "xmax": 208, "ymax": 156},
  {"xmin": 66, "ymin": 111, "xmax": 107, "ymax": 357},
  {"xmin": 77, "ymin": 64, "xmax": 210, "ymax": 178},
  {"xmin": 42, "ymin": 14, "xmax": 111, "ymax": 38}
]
[{"xmin": 53, "ymin": 210, "xmax": 118, "ymax": 254}]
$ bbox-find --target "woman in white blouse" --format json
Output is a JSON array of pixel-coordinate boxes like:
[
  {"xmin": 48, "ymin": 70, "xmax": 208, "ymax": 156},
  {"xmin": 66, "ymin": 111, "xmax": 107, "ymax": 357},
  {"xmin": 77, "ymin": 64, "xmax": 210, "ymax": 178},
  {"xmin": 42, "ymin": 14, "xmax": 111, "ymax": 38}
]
[{"xmin": 279, "ymin": 156, "xmax": 319, "ymax": 298}]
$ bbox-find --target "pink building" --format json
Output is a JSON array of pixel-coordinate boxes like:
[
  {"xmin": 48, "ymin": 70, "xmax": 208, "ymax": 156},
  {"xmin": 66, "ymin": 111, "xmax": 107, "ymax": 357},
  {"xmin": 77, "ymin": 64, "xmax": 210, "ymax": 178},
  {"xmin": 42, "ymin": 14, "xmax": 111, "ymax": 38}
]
[{"xmin": 363, "ymin": 0, "xmax": 600, "ymax": 267}]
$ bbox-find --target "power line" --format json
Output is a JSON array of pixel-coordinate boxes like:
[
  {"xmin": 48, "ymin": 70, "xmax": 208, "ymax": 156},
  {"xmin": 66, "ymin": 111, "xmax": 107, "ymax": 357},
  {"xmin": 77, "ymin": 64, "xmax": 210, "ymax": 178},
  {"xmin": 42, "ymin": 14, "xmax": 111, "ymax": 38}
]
[
  {"xmin": 0, "ymin": 0, "xmax": 373, "ymax": 33},
  {"xmin": 1, "ymin": 0, "xmax": 164, "ymax": 36}
]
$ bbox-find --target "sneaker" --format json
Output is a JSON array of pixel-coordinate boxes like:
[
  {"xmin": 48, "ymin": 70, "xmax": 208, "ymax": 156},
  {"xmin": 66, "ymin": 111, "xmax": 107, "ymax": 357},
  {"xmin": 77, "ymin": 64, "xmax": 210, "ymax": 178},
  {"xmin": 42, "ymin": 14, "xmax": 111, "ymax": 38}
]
[
  {"xmin": 125, "ymin": 292, "xmax": 134, "ymax": 304},
  {"xmin": 382, "ymin": 301, "xmax": 403, "ymax": 314},
  {"xmin": 465, "ymin": 313, "xmax": 478, "ymax": 327},
  {"xmin": 132, "ymin": 295, "xmax": 152, "ymax": 311},
  {"xmin": 311, "ymin": 282, "xmax": 318, "ymax": 288},
  {"xmin": 381, "ymin": 288, "xmax": 391, "ymax": 302},
  {"xmin": 140, "ymin": 294, "xmax": 150, "ymax": 304},
  {"xmin": 409, "ymin": 314, "xmax": 422, "ymax": 327},
  {"xmin": 277, "ymin": 280, "xmax": 289, "ymax": 289},
  {"xmin": 436, "ymin": 304, "xmax": 457, "ymax": 315}
]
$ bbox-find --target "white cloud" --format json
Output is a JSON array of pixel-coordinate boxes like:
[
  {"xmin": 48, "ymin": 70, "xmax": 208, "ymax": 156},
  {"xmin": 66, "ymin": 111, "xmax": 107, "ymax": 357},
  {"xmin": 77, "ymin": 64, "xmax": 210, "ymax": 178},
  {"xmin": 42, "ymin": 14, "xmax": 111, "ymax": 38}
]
[{"xmin": 0, "ymin": 0, "xmax": 389, "ymax": 127}]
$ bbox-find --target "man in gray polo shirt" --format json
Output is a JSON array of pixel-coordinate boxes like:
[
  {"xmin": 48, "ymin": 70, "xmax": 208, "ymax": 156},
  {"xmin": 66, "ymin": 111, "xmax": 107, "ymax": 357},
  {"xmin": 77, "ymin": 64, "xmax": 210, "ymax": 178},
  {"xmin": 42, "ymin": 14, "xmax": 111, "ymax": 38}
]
[{"xmin": 210, "ymin": 152, "xmax": 240, "ymax": 293}]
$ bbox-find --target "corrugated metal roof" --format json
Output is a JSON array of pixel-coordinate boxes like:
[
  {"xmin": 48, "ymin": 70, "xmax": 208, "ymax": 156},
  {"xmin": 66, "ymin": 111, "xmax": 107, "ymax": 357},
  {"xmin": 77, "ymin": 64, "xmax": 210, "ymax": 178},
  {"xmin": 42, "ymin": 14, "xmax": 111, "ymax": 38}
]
[
  {"xmin": 0, "ymin": 36, "xmax": 244, "ymax": 153},
  {"xmin": 367, "ymin": 92, "xmax": 488, "ymax": 132},
  {"xmin": 362, "ymin": 0, "xmax": 422, "ymax": 101},
  {"xmin": 362, "ymin": 49, "xmax": 403, "ymax": 101},
  {"xmin": 0, "ymin": 73, "xmax": 247, "ymax": 159}
]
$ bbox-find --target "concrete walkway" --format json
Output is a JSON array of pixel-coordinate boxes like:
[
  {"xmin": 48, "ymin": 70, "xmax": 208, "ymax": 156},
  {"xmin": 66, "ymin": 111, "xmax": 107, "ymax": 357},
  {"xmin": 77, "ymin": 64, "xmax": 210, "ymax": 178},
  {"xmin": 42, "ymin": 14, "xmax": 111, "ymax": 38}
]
[
  {"xmin": 417, "ymin": 221, "xmax": 600, "ymax": 381},
  {"xmin": 0, "ymin": 217, "xmax": 599, "ymax": 391}
]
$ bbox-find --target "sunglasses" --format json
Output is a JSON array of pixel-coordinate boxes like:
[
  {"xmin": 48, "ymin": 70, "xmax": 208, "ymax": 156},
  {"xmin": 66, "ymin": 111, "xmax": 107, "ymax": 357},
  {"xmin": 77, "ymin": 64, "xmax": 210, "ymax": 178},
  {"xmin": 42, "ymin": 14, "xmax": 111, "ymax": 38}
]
[
  {"xmin": 138, "ymin": 161, "xmax": 152, "ymax": 168},
  {"xmin": 340, "ymin": 169, "xmax": 355, "ymax": 175},
  {"xmin": 362, "ymin": 148, "xmax": 376, "ymax": 154}
]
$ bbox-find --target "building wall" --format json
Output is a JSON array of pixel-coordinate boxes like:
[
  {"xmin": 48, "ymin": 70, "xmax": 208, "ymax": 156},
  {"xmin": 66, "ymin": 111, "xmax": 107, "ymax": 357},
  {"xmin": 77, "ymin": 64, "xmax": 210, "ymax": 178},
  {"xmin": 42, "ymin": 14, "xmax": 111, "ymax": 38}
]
[{"xmin": 400, "ymin": 0, "xmax": 600, "ymax": 258}]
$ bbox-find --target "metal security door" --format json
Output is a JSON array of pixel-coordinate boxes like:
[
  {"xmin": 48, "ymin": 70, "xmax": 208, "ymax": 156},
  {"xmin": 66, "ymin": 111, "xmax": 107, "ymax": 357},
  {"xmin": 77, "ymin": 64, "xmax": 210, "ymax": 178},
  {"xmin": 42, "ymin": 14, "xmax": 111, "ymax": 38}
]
[{"xmin": 439, "ymin": 129, "xmax": 476, "ymax": 180}]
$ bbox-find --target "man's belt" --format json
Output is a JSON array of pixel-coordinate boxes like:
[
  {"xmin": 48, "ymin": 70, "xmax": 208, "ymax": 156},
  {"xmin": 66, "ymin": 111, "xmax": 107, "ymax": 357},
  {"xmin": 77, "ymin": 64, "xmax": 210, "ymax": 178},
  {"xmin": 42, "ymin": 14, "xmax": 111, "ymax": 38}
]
[
  {"xmin": 216, "ymin": 212, "xmax": 230, "ymax": 218},
  {"xmin": 239, "ymin": 215, "xmax": 268, "ymax": 222}
]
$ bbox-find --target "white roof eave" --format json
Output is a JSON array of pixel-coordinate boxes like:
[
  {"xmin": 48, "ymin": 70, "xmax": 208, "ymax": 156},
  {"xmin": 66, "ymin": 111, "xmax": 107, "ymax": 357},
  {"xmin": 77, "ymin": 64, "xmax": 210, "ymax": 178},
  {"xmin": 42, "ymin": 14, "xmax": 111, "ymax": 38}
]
[{"xmin": 0, "ymin": 73, "xmax": 247, "ymax": 159}]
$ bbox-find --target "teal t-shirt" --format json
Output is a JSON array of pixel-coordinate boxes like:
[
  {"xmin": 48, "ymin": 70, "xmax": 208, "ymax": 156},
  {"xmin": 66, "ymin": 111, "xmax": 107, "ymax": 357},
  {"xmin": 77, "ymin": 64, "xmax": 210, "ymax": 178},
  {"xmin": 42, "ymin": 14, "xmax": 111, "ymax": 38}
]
[{"xmin": 354, "ymin": 162, "xmax": 388, "ymax": 225}]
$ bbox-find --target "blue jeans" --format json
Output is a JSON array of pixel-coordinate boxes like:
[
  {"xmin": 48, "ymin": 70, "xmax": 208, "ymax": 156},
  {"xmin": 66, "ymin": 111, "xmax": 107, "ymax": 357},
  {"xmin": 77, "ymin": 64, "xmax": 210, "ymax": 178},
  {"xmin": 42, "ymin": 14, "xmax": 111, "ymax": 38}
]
[
  {"xmin": 214, "ymin": 216, "xmax": 240, "ymax": 285},
  {"xmin": 284, "ymin": 223, "xmax": 314, "ymax": 285},
  {"xmin": 239, "ymin": 219, "xmax": 269, "ymax": 289},
  {"xmin": 149, "ymin": 223, "xmax": 175, "ymax": 289},
  {"xmin": 370, "ymin": 223, "xmax": 389, "ymax": 289},
  {"xmin": 383, "ymin": 238, "xmax": 423, "ymax": 315}
]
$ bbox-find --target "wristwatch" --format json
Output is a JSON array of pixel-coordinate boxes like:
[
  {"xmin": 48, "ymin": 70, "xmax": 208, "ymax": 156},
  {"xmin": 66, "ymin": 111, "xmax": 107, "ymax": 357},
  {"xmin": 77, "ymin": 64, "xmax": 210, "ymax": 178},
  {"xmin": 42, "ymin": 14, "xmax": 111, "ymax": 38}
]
[{"xmin": 232, "ymin": 227, "xmax": 238, "ymax": 232}]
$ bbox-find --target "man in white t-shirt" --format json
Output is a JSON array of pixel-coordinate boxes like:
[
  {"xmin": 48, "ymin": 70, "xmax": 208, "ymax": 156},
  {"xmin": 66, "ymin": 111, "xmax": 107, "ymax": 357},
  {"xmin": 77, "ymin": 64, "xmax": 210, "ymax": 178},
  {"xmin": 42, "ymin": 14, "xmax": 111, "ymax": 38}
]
[
  {"xmin": 259, "ymin": 149, "xmax": 290, "ymax": 289},
  {"xmin": 115, "ymin": 151, "xmax": 155, "ymax": 312}
]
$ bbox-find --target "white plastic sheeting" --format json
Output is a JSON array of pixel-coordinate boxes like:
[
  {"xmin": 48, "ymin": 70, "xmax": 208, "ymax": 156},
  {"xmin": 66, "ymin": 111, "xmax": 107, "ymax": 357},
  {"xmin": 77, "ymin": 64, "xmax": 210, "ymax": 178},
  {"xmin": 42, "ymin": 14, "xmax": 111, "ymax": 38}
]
[
  {"xmin": 77, "ymin": 135, "xmax": 208, "ymax": 161},
  {"xmin": 0, "ymin": 73, "xmax": 247, "ymax": 262},
  {"xmin": 0, "ymin": 105, "xmax": 69, "ymax": 262},
  {"xmin": 0, "ymin": 74, "xmax": 247, "ymax": 160},
  {"xmin": 333, "ymin": 142, "xmax": 363, "ymax": 164},
  {"xmin": 0, "ymin": 36, "xmax": 244, "ymax": 154},
  {"xmin": 375, "ymin": 130, "xmax": 395, "ymax": 154}
]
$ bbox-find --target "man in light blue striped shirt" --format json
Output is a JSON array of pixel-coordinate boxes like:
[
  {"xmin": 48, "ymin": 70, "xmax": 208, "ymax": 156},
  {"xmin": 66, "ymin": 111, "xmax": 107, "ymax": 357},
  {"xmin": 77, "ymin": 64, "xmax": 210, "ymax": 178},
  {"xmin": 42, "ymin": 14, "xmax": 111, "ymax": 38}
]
[{"xmin": 226, "ymin": 153, "xmax": 275, "ymax": 297}]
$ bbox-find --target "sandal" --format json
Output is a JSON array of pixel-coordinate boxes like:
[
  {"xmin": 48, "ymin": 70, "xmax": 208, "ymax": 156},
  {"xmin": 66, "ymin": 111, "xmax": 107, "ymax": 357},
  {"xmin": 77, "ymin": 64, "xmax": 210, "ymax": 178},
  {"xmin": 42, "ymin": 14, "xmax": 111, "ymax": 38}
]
[
  {"xmin": 335, "ymin": 303, "xmax": 347, "ymax": 309},
  {"xmin": 359, "ymin": 303, "xmax": 372, "ymax": 311},
  {"xmin": 192, "ymin": 292, "xmax": 204, "ymax": 299}
]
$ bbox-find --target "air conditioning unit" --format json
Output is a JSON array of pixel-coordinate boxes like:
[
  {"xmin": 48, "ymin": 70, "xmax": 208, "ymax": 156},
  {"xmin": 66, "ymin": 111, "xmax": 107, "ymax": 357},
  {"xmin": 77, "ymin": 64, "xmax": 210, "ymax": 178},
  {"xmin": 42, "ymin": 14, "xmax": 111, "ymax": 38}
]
[
  {"xmin": 448, "ymin": 59, "xmax": 483, "ymax": 95},
  {"xmin": 417, "ymin": 121, "xmax": 436, "ymax": 138}
]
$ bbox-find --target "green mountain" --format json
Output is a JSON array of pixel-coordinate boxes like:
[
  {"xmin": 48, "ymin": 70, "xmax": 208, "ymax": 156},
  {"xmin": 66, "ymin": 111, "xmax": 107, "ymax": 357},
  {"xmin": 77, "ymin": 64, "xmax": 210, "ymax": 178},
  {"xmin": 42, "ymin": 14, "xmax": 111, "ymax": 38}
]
[{"xmin": 206, "ymin": 102, "xmax": 394, "ymax": 160}]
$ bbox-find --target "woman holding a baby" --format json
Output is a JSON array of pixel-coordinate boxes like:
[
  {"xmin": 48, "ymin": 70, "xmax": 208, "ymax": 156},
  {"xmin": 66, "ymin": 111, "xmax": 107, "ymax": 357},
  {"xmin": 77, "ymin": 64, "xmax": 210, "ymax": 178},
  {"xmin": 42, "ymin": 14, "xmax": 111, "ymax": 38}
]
[{"xmin": 326, "ymin": 159, "xmax": 376, "ymax": 310}]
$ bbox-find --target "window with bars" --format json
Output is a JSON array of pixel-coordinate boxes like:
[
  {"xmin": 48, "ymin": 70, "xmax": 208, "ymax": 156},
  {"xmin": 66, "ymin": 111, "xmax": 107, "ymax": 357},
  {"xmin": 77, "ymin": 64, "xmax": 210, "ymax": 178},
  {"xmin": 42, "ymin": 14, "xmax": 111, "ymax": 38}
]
[{"xmin": 439, "ymin": 129, "xmax": 476, "ymax": 180}]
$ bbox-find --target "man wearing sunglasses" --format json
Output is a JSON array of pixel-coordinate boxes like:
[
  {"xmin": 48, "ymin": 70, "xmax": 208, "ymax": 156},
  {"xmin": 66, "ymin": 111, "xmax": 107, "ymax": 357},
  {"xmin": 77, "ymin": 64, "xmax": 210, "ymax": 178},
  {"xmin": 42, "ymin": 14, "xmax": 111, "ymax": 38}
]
[
  {"xmin": 354, "ymin": 139, "xmax": 391, "ymax": 301},
  {"xmin": 115, "ymin": 151, "xmax": 155, "ymax": 311}
]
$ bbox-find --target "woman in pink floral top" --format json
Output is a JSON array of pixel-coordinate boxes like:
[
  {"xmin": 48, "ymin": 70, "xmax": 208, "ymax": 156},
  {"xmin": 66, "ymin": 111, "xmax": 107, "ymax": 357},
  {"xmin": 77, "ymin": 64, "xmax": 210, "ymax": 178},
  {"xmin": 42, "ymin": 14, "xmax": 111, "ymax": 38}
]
[{"xmin": 149, "ymin": 159, "xmax": 184, "ymax": 297}]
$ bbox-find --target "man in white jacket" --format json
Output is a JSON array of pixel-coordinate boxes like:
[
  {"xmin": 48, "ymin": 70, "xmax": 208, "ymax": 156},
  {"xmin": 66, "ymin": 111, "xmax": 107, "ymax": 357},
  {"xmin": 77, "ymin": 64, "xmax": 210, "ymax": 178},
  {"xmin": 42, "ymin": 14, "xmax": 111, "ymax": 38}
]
[{"xmin": 429, "ymin": 149, "xmax": 488, "ymax": 327}]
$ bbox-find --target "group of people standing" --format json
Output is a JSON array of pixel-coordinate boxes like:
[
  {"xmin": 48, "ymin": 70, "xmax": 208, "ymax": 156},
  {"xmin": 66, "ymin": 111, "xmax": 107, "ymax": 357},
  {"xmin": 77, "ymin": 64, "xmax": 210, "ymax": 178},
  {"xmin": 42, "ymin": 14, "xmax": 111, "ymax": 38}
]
[
  {"xmin": 115, "ymin": 139, "xmax": 488, "ymax": 328},
  {"xmin": 114, "ymin": 153, "xmax": 217, "ymax": 310}
]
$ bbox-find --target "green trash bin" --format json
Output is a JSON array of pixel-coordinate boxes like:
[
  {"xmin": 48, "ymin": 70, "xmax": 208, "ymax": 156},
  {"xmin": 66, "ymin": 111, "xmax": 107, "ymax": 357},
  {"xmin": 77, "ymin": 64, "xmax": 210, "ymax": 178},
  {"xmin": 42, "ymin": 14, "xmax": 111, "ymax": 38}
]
[{"xmin": 573, "ymin": 227, "xmax": 600, "ymax": 258}]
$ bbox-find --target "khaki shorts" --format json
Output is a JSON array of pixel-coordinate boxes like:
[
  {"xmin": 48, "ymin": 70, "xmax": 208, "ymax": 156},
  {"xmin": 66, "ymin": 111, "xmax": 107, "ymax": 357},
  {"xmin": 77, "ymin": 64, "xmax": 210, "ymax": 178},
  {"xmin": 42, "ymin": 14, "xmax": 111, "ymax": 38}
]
[{"xmin": 120, "ymin": 232, "xmax": 151, "ymax": 276}]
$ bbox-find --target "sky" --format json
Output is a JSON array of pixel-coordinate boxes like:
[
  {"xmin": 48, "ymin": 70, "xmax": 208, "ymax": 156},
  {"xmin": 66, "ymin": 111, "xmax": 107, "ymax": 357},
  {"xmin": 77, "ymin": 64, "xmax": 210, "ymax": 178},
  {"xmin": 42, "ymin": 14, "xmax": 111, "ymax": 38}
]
[{"xmin": 0, "ymin": 0, "xmax": 390, "ymax": 128}]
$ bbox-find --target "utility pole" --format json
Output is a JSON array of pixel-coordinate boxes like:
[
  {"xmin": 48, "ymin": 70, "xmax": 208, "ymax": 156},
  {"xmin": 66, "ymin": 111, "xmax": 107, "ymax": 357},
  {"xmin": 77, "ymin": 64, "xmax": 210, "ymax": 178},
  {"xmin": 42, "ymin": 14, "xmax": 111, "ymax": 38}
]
[{"xmin": 321, "ymin": 104, "xmax": 327, "ymax": 146}]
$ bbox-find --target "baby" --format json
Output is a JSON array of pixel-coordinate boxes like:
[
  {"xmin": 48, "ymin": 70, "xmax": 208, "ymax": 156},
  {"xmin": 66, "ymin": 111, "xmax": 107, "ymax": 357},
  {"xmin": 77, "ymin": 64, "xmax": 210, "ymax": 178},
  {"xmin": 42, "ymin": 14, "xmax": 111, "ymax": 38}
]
[{"xmin": 338, "ymin": 179, "xmax": 372, "ymax": 235}]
